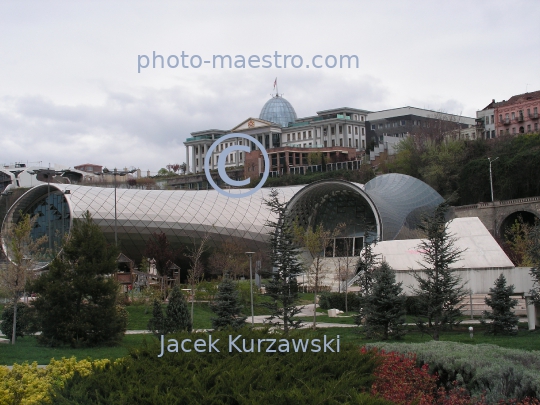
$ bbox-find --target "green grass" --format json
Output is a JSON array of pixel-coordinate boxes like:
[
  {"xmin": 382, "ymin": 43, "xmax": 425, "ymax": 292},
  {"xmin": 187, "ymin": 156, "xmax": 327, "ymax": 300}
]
[
  {"xmin": 317, "ymin": 324, "xmax": 540, "ymax": 351},
  {"xmin": 126, "ymin": 303, "xmax": 214, "ymax": 330},
  {"xmin": 0, "ymin": 334, "xmax": 148, "ymax": 365},
  {"xmin": 2, "ymin": 323, "xmax": 537, "ymax": 366}
]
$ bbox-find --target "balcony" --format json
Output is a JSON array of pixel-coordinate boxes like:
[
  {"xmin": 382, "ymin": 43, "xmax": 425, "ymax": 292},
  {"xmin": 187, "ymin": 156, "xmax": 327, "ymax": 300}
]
[
  {"xmin": 529, "ymin": 112, "xmax": 539, "ymax": 120},
  {"xmin": 501, "ymin": 118, "xmax": 511, "ymax": 125},
  {"xmin": 517, "ymin": 115, "xmax": 524, "ymax": 122}
]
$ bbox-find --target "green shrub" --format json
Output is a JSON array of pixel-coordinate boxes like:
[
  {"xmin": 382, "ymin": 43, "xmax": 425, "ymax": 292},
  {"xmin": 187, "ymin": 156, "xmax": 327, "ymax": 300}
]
[
  {"xmin": 365, "ymin": 341, "xmax": 540, "ymax": 403},
  {"xmin": 0, "ymin": 303, "xmax": 38, "ymax": 339},
  {"xmin": 319, "ymin": 292, "xmax": 361, "ymax": 312},
  {"xmin": 52, "ymin": 329, "xmax": 392, "ymax": 405}
]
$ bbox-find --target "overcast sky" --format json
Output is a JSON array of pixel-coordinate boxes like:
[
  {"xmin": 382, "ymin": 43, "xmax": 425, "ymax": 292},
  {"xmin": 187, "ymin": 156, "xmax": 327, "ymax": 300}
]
[{"xmin": 1, "ymin": 0, "xmax": 539, "ymax": 173}]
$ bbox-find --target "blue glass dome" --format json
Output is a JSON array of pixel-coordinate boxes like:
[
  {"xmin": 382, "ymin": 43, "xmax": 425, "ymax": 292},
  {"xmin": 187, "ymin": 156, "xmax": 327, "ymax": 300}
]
[{"xmin": 259, "ymin": 95, "xmax": 297, "ymax": 127}]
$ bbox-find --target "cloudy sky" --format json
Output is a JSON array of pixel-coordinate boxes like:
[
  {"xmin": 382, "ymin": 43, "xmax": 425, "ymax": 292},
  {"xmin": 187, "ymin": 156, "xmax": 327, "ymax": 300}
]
[{"xmin": 1, "ymin": 0, "xmax": 539, "ymax": 173}]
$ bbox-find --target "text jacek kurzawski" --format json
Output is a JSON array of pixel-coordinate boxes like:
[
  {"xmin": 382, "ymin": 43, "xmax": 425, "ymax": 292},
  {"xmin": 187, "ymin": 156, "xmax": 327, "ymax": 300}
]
[{"xmin": 158, "ymin": 334, "xmax": 340, "ymax": 357}]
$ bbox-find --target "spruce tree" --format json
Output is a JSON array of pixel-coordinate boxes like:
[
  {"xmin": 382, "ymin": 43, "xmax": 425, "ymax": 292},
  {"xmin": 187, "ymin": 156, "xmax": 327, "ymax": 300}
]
[
  {"xmin": 31, "ymin": 211, "xmax": 127, "ymax": 347},
  {"xmin": 263, "ymin": 189, "xmax": 304, "ymax": 334},
  {"xmin": 354, "ymin": 229, "xmax": 379, "ymax": 326},
  {"xmin": 363, "ymin": 262, "xmax": 406, "ymax": 340},
  {"xmin": 412, "ymin": 202, "xmax": 467, "ymax": 341},
  {"xmin": 210, "ymin": 277, "xmax": 247, "ymax": 330},
  {"xmin": 482, "ymin": 274, "xmax": 519, "ymax": 335},
  {"xmin": 147, "ymin": 298, "xmax": 166, "ymax": 335},
  {"xmin": 165, "ymin": 286, "xmax": 192, "ymax": 333}
]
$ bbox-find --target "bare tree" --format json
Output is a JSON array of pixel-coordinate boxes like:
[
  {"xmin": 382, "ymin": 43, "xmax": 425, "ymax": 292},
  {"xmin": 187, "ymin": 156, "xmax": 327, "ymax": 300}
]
[
  {"xmin": 335, "ymin": 237, "xmax": 355, "ymax": 314},
  {"xmin": 0, "ymin": 214, "xmax": 47, "ymax": 344},
  {"xmin": 186, "ymin": 233, "xmax": 209, "ymax": 321},
  {"xmin": 293, "ymin": 222, "xmax": 345, "ymax": 329},
  {"xmin": 207, "ymin": 239, "xmax": 248, "ymax": 279}
]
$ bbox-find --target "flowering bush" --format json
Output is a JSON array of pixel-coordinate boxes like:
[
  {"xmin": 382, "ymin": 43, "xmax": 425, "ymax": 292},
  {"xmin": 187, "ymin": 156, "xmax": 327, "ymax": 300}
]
[{"xmin": 0, "ymin": 357, "xmax": 113, "ymax": 405}]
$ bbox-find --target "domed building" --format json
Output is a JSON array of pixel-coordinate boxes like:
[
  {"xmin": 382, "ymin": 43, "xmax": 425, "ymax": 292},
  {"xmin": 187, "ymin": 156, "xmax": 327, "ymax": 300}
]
[{"xmin": 259, "ymin": 94, "xmax": 297, "ymax": 127}]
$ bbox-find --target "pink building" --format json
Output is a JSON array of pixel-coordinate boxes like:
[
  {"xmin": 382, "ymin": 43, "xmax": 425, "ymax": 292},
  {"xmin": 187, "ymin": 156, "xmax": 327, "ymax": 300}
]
[{"xmin": 495, "ymin": 90, "xmax": 540, "ymax": 136}]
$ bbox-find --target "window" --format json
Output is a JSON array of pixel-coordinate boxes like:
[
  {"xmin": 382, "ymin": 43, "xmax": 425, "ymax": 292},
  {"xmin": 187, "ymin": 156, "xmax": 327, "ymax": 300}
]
[
  {"xmin": 491, "ymin": 130, "xmax": 495, "ymax": 138},
  {"xmin": 512, "ymin": 112, "xmax": 515, "ymax": 120},
  {"xmin": 195, "ymin": 146, "xmax": 199, "ymax": 154},
  {"xmin": 512, "ymin": 127, "xmax": 516, "ymax": 134},
  {"xmin": 353, "ymin": 114, "xmax": 357, "ymax": 120},
  {"xmin": 491, "ymin": 115, "xmax": 494, "ymax": 123},
  {"xmin": 535, "ymin": 123, "xmax": 538, "ymax": 131},
  {"xmin": 361, "ymin": 116, "xmax": 364, "ymax": 121},
  {"xmin": 339, "ymin": 125, "xmax": 343, "ymax": 134},
  {"xmin": 485, "ymin": 116, "xmax": 490, "ymax": 125},
  {"xmin": 499, "ymin": 114, "xmax": 503, "ymax": 122},
  {"xmin": 356, "ymin": 139, "xmax": 358, "ymax": 148},
  {"xmin": 534, "ymin": 107, "xmax": 538, "ymax": 114},
  {"xmin": 371, "ymin": 124, "xmax": 376, "ymax": 130},
  {"xmin": 500, "ymin": 130, "xmax": 503, "ymax": 136},
  {"xmin": 303, "ymin": 131, "xmax": 306, "ymax": 139},
  {"xmin": 355, "ymin": 127, "xmax": 358, "ymax": 135},
  {"xmin": 527, "ymin": 124, "xmax": 531, "ymax": 132},
  {"xmin": 331, "ymin": 127, "xmax": 335, "ymax": 135},
  {"xmin": 287, "ymin": 134, "xmax": 290, "ymax": 141},
  {"xmin": 348, "ymin": 138, "xmax": 351, "ymax": 147},
  {"xmin": 332, "ymin": 140, "xmax": 335, "ymax": 146},
  {"xmin": 339, "ymin": 138, "xmax": 343, "ymax": 146},
  {"xmin": 378, "ymin": 124, "xmax": 383, "ymax": 129},
  {"xmin": 293, "ymin": 134, "xmax": 296, "ymax": 141},
  {"xmin": 324, "ymin": 140, "xmax": 328, "ymax": 147},
  {"xmin": 362, "ymin": 139, "xmax": 365, "ymax": 148},
  {"xmin": 362, "ymin": 127, "xmax": 365, "ymax": 135},
  {"xmin": 308, "ymin": 130, "xmax": 312, "ymax": 138},
  {"xmin": 400, "ymin": 120, "xmax": 406, "ymax": 126}
]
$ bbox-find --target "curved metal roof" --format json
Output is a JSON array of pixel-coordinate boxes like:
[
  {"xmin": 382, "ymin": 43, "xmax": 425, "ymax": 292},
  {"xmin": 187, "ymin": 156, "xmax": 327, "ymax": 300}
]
[
  {"xmin": 259, "ymin": 95, "xmax": 297, "ymax": 127},
  {"xmin": 364, "ymin": 173, "xmax": 444, "ymax": 240}
]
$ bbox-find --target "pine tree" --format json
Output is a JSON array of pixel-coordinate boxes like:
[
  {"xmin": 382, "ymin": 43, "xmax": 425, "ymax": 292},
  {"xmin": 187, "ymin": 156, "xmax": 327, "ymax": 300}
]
[
  {"xmin": 482, "ymin": 274, "xmax": 519, "ymax": 335},
  {"xmin": 31, "ymin": 211, "xmax": 127, "ymax": 347},
  {"xmin": 165, "ymin": 286, "xmax": 192, "ymax": 333},
  {"xmin": 263, "ymin": 189, "xmax": 304, "ymax": 334},
  {"xmin": 147, "ymin": 298, "xmax": 166, "ymax": 335},
  {"xmin": 363, "ymin": 262, "xmax": 406, "ymax": 340},
  {"xmin": 412, "ymin": 202, "xmax": 467, "ymax": 341},
  {"xmin": 210, "ymin": 277, "xmax": 247, "ymax": 330}
]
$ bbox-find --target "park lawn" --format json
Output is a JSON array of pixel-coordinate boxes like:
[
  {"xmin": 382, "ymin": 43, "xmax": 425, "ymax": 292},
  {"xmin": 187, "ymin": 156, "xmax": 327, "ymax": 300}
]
[
  {"xmin": 0, "ymin": 334, "xmax": 148, "ymax": 365},
  {"xmin": 319, "ymin": 324, "xmax": 540, "ymax": 351},
  {"xmin": 126, "ymin": 303, "xmax": 214, "ymax": 330},
  {"xmin": 2, "ymin": 324, "xmax": 538, "ymax": 365}
]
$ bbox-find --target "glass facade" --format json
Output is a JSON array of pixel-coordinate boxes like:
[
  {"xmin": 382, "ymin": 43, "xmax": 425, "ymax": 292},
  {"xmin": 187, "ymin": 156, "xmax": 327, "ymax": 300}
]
[
  {"xmin": 259, "ymin": 96, "xmax": 297, "ymax": 127},
  {"xmin": 24, "ymin": 191, "xmax": 70, "ymax": 250}
]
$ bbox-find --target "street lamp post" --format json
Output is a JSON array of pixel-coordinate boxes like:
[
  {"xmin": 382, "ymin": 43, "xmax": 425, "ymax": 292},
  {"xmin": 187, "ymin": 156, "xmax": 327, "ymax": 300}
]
[
  {"xmin": 488, "ymin": 157, "xmax": 499, "ymax": 202},
  {"xmin": 103, "ymin": 168, "xmax": 136, "ymax": 246},
  {"xmin": 245, "ymin": 251, "xmax": 255, "ymax": 326}
]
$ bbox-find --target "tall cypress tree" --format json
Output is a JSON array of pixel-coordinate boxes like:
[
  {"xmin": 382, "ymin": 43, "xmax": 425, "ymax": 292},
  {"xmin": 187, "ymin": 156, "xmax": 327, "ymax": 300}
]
[
  {"xmin": 363, "ymin": 262, "xmax": 406, "ymax": 340},
  {"xmin": 263, "ymin": 189, "xmax": 303, "ymax": 334},
  {"xmin": 482, "ymin": 274, "xmax": 519, "ymax": 335},
  {"xmin": 413, "ymin": 202, "xmax": 467, "ymax": 341},
  {"xmin": 210, "ymin": 277, "xmax": 246, "ymax": 330}
]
